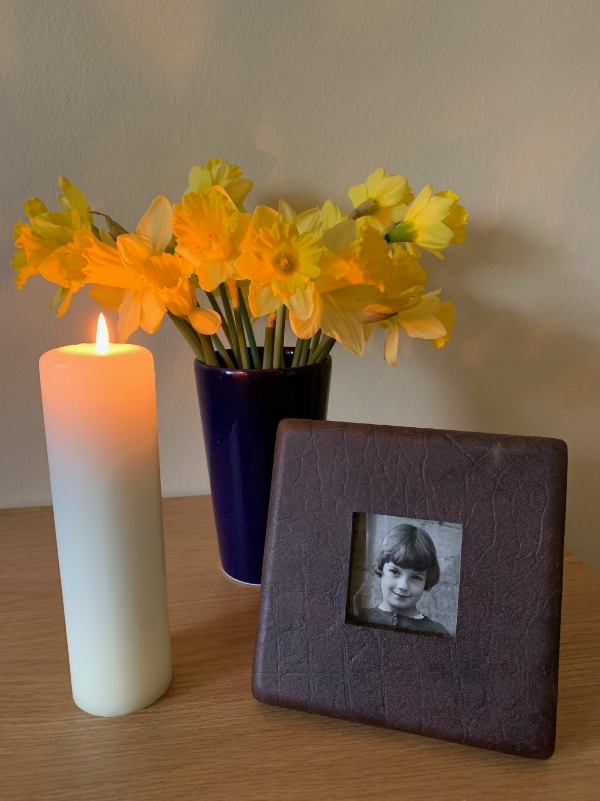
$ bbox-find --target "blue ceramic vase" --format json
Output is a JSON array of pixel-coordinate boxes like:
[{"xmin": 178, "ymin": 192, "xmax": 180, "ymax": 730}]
[{"xmin": 194, "ymin": 348, "xmax": 331, "ymax": 585}]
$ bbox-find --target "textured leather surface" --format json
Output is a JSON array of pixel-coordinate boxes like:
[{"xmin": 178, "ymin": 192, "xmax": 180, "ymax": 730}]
[{"xmin": 252, "ymin": 420, "xmax": 568, "ymax": 759}]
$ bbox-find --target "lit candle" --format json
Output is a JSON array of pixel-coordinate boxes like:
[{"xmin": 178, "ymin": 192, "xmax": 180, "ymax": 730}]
[{"xmin": 39, "ymin": 314, "xmax": 172, "ymax": 716}]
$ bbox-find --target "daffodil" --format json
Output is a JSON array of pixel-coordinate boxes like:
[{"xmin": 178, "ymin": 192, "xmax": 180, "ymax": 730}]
[
  {"xmin": 385, "ymin": 185, "xmax": 467, "ymax": 258},
  {"xmin": 347, "ymin": 168, "xmax": 413, "ymax": 232},
  {"xmin": 85, "ymin": 195, "xmax": 202, "ymax": 341},
  {"xmin": 185, "ymin": 158, "xmax": 253, "ymax": 212},
  {"xmin": 368, "ymin": 292, "xmax": 455, "ymax": 367},
  {"xmin": 173, "ymin": 188, "xmax": 251, "ymax": 292},
  {"xmin": 12, "ymin": 164, "xmax": 465, "ymax": 369},
  {"xmin": 363, "ymin": 245, "xmax": 428, "ymax": 319},
  {"xmin": 287, "ymin": 219, "xmax": 389, "ymax": 355},
  {"xmin": 11, "ymin": 178, "xmax": 93, "ymax": 303},
  {"xmin": 236, "ymin": 206, "xmax": 324, "ymax": 320}
]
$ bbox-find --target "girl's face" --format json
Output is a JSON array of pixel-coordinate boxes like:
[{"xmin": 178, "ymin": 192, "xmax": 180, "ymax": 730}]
[{"xmin": 379, "ymin": 561, "xmax": 426, "ymax": 615}]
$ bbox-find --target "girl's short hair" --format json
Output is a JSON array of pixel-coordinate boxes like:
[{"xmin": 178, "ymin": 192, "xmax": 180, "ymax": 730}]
[{"xmin": 374, "ymin": 524, "xmax": 440, "ymax": 591}]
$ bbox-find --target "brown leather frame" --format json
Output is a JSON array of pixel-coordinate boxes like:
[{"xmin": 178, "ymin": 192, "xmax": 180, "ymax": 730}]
[{"xmin": 252, "ymin": 420, "xmax": 568, "ymax": 759}]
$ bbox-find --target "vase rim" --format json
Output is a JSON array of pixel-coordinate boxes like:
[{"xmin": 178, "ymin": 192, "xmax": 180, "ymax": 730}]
[{"xmin": 194, "ymin": 348, "xmax": 332, "ymax": 374}]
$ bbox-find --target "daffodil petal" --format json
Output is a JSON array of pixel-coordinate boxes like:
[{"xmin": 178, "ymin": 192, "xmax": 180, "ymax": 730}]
[
  {"xmin": 89, "ymin": 285, "xmax": 126, "ymax": 312},
  {"xmin": 432, "ymin": 300, "xmax": 455, "ymax": 348},
  {"xmin": 23, "ymin": 197, "xmax": 48, "ymax": 220},
  {"xmin": 197, "ymin": 260, "xmax": 234, "ymax": 292},
  {"xmin": 321, "ymin": 199, "xmax": 346, "ymax": 230},
  {"xmin": 139, "ymin": 287, "xmax": 166, "ymax": 334},
  {"xmin": 278, "ymin": 199, "xmax": 297, "ymax": 221},
  {"xmin": 84, "ymin": 237, "xmax": 143, "ymax": 290},
  {"xmin": 295, "ymin": 208, "xmax": 322, "ymax": 237},
  {"xmin": 252, "ymin": 205, "xmax": 281, "ymax": 232},
  {"xmin": 319, "ymin": 292, "xmax": 364, "ymax": 356},
  {"xmin": 286, "ymin": 284, "xmax": 314, "ymax": 320},
  {"xmin": 370, "ymin": 174, "xmax": 409, "ymax": 208},
  {"xmin": 57, "ymin": 286, "xmax": 75, "ymax": 318},
  {"xmin": 117, "ymin": 233, "xmax": 154, "ymax": 272},
  {"xmin": 58, "ymin": 177, "xmax": 92, "ymax": 226},
  {"xmin": 289, "ymin": 290, "xmax": 322, "ymax": 340},
  {"xmin": 248, "ymin": 283, "xmax": 281, "ymax": 317},
  {"xmin": 118, "ymin": 289, "xmax": 142, "ymax": 342},
  {"xmin": 320, "ymin": 220, "xmax": 357, "ymax": 253},
  {"xmin": 404, "ymin": 185, "xmax": 433, "ymax": 221},
  {"xmin": 136, "ymin": 195, "xmax": 173, "ymax": 255},
  {"xmin": 384, "ymin": 321, "xmax": 400, "ymax": 366},
  {"xmin": 348, "ymin": 181, "xmax": 368, "ymax": 208},
  {"xmin": 186, "ymin": 165, "xmax": 213, "ymax": 195},
  {"xmin": 398, "ymin": 315, "xmax": 447, "ymax": 339}
]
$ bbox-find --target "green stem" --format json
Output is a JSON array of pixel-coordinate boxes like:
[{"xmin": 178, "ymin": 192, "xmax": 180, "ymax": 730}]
[
  {"xmin": 211, "ymin": 334, "xmax": 235, "ymax": 368},
  {"xmin": 232, "ymin": 297, "xmax": 250, "ymax": 369},
  {"xmin": 298, "ymin": 336, "xmax": 312, "ymax": 367},
  {"xmin": 238, "ymin": 288, "xmax": 261, "ymax": 369},
  {"xmin": 316, "ymin": 336, "xmax": 336, "ymax": 363},
  {"xmin": 218, "ymin": 283, "xmax": 241, "ymax": 366},
  {"xmin": 301, "ymin": 337, "xmax": 312, "ymax": 365},
  {"xmin": 199, "ymin": 333, "xmax": 219, "ymax": 366},
  {"xmin": 298, "ymin": 329, "xmax": 321, "ymax": 367},
  {"xmin": 204, "ymin": 290, "xmax": 235, "ymax": 353},
  {"xmin": 263, "ymin": 315, "xmax": 276, "ymax": 369},
  {"xmin": 307, "ymin": 330, "xmax": 321, "ymax": 362},
  {"xmin": 273, "ymin": 305, "xmax": 286, "ymax": 368},
  {"xmin": 291, "ymin": 335, "xmax": 304, "ymax": 367},
  {"xmin": 167, "ymin": 311, "xmax": 205, "ymax": 362},
  {"xmin": 307, "ymin": 334, "xmax": 335, "ymax": 365}
]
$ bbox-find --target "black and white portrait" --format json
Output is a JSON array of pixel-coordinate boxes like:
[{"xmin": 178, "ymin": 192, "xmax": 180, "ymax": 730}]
[{"xmin": 346, "ymin": 514, "xmax": 463, "ymax": 636}]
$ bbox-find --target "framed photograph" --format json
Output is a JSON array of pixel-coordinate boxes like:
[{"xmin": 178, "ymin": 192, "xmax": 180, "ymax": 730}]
[
  {"xmin": 252, "ymin": 420, "xmax": 568, "ymax": 759},
  {"xmin": 347, "ymin": 513, "xmax": 463, "ymax": 637}
]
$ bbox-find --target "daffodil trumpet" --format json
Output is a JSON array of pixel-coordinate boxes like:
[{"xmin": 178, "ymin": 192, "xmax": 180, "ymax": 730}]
[{"xmin": 13, "ymin": 162, "xmax": 466, "ymax": 369}]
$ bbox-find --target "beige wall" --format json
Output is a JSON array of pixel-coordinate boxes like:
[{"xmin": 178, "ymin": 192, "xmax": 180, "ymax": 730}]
[{"xmin": 2, "ymin": 1, "xmax": 599, "ymax": 570}]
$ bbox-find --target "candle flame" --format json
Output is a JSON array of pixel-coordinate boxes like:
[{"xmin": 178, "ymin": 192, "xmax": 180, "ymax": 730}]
[{"xmin": 96, "ymin": 314, "xmax": 110, "ymax": 354}]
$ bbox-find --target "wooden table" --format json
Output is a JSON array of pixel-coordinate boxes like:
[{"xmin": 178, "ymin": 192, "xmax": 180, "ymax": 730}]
[{"xmin": 1, "ymin": 496, "xmax": 599, "ymax": 801}]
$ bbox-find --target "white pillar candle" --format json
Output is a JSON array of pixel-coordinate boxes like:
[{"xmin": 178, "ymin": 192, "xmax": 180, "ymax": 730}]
[{"xmin": 39, "ymin": 315, "xmax": 172, "ymax": 717}]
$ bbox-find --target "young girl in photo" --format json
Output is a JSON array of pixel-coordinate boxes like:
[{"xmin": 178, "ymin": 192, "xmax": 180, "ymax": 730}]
[{"xmin": 358, "ymin": 523, "xmax": 449, "ymax": 635}]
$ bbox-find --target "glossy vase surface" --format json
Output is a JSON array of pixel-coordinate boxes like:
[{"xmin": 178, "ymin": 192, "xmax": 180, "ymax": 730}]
[{"xmin": 194, "ymin": 348, "xmax": 331, "ymax": 585}]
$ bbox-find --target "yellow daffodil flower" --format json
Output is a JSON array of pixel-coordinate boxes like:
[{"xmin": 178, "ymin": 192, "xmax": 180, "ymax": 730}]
[
  {"xmin": 369, "ymin": 291, "xmax": 455, "ymax": 367},
  {"xmin": 347, "ymin": 168, "xmax": 413, "ymax": 233},
  {"xmin": 287, "ymin": 220, "xmax": 389, "ymax": 355},
  {"xmin": 12, "ymin": 163, "xmax": 464, "ymax": 368},
  {"xmin": 11, "ymin": 178, "xmax": 93, "ymax": 310},
  {"xmin": 363, "ymin": 245, "xmax": 428, "ymax": 319},
  {"xmin": 173, "ymin": 188, "xmax": 251, "ymax": 292},
  {"xmin": 185, "ymin": 158, "xmax": 253, "ymax": 212},
  {"xmin": 361, "ymin": 245, "xmax": 455, "ymax": 365},
  {"xmin": 386, "ymin": 185, "xmax": 467, "ymax": 258},
  {"xmin": 86, "ymin": 195, "xmax": 201, "ymax": 341},
  {"xmin": 236, "ymin": 206, "xmax": 324, "ymax": 320}
]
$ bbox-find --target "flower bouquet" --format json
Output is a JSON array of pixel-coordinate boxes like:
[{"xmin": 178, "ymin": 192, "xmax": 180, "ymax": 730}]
[{"xmin": 13, "ymin": 159, "xmax": 467, "ymax": 583}]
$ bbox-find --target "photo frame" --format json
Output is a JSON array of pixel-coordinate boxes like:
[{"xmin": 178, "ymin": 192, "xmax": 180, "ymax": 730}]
[{"xmin": 252, "ymin": 420, "xmax": 568, "ymax": 759}]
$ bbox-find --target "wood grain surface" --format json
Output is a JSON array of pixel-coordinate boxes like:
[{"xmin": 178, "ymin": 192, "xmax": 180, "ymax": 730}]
[{"xmin": 1, "ymin": 496, "xmax": 599, "ymax": 801}]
